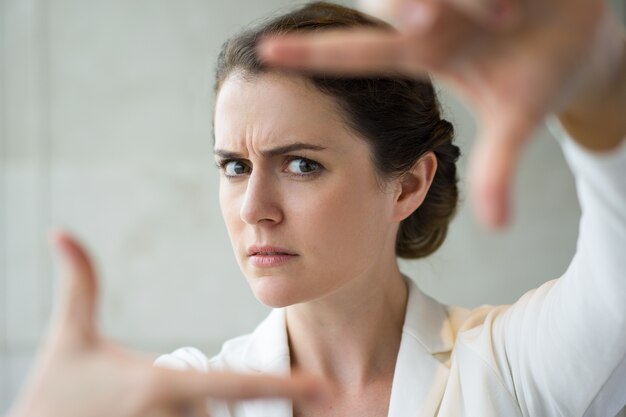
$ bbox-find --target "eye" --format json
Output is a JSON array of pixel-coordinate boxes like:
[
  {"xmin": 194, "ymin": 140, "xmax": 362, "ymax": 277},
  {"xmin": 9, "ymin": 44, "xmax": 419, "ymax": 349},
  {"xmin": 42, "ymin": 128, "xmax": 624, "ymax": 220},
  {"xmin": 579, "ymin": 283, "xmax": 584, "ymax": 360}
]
[
  {"xmin": 286, "ymin": 157, "xmax": 321, "ymax": 176},
  {"xmin": 221, "ymin": 160, "xmax": 250, "ymax": 177}
]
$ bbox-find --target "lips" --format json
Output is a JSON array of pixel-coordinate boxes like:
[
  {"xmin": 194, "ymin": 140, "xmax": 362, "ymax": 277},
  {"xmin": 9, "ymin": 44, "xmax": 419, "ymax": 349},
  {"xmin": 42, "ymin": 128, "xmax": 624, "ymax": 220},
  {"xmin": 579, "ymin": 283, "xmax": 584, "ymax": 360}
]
[
  {"xmin": 247, "ymin": 245, "xmax": 298, "ymax": 257},
  {"xmin": 246, "ymin": 245, "xmax": 298, "ymax": 267}
]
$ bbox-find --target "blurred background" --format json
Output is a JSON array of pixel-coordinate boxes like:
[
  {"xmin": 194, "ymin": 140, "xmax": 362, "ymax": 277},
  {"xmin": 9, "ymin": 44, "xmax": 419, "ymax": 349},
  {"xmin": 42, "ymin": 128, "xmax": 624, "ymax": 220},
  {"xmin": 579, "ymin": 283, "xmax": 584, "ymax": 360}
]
[{"xmin": 0, "ymin": 0, "xmax": 624, "ymax": 414}]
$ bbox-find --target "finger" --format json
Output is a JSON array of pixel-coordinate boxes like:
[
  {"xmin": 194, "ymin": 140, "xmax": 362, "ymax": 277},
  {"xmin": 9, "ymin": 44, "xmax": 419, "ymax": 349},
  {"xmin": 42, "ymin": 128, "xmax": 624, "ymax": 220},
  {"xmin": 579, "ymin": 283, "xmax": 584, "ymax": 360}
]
[
  {"xmin": 258, "ymin": 29, "xmax": 428, "ymax": 76},
  {"xmin": 146, "ymin": 368, "xmax": 328, "ymax": 405},
  {"xmin": 49, "ymin": 230, "xmax": 98, "ymax": 341},
  {"xmin": 469, "ymin": 113, "xmax": 538, "ymax": 229}
]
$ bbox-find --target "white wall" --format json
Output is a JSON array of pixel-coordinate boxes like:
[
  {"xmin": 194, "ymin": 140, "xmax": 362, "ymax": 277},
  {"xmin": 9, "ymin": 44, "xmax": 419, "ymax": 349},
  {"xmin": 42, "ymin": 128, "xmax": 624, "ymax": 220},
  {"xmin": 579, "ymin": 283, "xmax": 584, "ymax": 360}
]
[{"xmin": 0, "ymin": 0, "xmax": 624, "ymax": 415}]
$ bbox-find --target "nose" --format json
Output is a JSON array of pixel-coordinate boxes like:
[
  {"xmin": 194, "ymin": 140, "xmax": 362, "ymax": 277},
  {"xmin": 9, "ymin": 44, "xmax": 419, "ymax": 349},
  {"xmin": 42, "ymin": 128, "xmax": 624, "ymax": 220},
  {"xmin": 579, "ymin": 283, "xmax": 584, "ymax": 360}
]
[{"xmin": 239, "ymin": 171, "xmax": 284, "ymax": 225}]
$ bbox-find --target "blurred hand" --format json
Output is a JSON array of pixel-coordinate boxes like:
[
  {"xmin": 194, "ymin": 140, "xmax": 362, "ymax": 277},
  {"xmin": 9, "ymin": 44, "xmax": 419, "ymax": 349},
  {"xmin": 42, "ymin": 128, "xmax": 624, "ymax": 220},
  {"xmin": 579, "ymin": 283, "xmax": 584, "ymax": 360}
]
[
  {"xmin": 259, "ymin": 0, "xmax": 625, "ymax": 228},
  {"xmin": 6, "ymin": 231, "xmax": 325, "ymax": 417}
]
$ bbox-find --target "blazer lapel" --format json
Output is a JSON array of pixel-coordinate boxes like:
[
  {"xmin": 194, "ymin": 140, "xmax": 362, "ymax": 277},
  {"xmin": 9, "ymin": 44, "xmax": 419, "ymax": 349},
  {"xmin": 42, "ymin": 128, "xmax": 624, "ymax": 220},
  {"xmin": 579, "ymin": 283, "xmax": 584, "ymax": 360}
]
[
  {"xmin": 237, "ymin": 279, "xmax": 453, "ymax": 417},
  {"xmin": 240, "ymin": 308, "xmax": 293, "ymax": 417},
  {"xmin": 387, "ymin": 278, "xmax": 453, "ymax": 417}
]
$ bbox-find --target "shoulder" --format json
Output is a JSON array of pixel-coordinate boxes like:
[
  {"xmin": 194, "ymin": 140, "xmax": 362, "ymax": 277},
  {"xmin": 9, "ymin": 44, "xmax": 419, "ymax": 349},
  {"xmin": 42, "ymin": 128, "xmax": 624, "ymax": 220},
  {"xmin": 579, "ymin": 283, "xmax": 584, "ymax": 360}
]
[
  {"xmin": 446, "ymin": 277, "xmax": 562, "ymax": 347},
  {"xmin": 403, "ymin": 276, "xmax": 502, "ymax": 354},
  {"xmin": 154, "ymin": 346, "xmax": 213, "ymax": 372},
  {"xmin": 153, "ymin": 333, "xmax": 255, "ymax": 373},
  {"xmin": 154, "ymin": 308, "xmax": 288, "ymax": 373},
  {"xmin": 210, "ymin": 333, "xmax": 257, "ymax": 372}
]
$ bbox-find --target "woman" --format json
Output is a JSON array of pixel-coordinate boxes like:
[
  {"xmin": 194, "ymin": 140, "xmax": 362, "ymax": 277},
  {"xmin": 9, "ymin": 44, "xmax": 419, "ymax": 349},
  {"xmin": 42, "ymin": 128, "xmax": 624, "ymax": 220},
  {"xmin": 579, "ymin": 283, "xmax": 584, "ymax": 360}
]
[
  {"xmin": 6, "ymin": 0, "xmax": 625, "ymax": 416},
  {"xmin": 156, "ymin": 2, "xmax": 626, "ymax": 417}
]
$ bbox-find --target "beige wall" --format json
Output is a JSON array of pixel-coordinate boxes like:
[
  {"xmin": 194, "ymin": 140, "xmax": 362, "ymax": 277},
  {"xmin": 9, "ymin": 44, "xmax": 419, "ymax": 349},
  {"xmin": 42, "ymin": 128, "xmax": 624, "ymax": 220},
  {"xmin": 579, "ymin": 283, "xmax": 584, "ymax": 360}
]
[{"xmin": 0, "ymin": 0, "xmax": 624, "ymax": 414}]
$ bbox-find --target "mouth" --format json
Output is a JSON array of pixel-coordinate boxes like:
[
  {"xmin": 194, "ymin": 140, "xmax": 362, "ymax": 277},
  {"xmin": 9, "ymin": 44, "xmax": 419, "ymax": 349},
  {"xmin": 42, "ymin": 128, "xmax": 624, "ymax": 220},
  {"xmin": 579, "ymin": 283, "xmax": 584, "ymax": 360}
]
[
  {"xmin": 246, "ymin": 245, "xmax": 298, "ymax": 257},
  {"xmin": 247, "ymin": 245, "xmax": 298, "ymax": 267}
]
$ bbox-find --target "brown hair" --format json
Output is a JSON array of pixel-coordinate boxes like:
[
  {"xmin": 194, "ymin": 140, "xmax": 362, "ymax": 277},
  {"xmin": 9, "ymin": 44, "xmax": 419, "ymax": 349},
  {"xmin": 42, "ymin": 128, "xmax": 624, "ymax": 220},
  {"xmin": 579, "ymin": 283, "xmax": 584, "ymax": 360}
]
[{"xmin": 214, "ymin": 1, "xmax": 460, "ymax": 259}]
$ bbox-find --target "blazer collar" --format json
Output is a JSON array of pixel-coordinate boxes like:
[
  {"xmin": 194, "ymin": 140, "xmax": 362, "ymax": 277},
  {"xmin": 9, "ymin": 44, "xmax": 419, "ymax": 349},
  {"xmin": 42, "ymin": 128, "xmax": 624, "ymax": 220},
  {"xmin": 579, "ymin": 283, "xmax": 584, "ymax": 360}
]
[
  {"xmin": 402, "ymin": 276, "xmax": 454, "ymax": 355},
  {"xmin": 388, "ymin": 277, "xmax": 453, "ymax": 417},
  {"xmin": 242, "ymin": 308, "xmax": 290, "ymax": 373},
  {"xmin": 240, "ymin": 277, "xmax": 453, "ymax": 417},
  {"xmin": 240, "ymin": 308, "xmax": 292, "ymax": 417}
]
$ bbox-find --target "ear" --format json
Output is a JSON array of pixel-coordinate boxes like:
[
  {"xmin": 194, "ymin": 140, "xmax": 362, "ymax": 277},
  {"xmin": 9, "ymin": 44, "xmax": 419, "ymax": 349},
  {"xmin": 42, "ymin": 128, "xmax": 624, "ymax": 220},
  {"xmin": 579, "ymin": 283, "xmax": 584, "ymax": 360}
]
[{"xmin": 392, "ymin": 152, "xmax": 438, "ymax": 222}]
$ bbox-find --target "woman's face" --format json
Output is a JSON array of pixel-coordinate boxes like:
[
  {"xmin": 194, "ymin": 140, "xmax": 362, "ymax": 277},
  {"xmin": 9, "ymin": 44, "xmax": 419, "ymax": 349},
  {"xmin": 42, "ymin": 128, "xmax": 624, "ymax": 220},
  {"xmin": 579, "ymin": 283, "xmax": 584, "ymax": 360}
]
[{"xmin": 214, "ymin": 73, "xmax": 401, "ymax": 307}]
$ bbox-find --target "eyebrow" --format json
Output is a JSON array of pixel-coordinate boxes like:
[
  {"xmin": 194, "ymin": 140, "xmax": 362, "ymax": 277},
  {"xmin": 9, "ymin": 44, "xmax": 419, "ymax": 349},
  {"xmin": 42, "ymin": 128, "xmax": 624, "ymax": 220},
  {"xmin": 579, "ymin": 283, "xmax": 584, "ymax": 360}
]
[{"xmin": 214, "ymin": 142, "xmax": 327, "ymax": 159}]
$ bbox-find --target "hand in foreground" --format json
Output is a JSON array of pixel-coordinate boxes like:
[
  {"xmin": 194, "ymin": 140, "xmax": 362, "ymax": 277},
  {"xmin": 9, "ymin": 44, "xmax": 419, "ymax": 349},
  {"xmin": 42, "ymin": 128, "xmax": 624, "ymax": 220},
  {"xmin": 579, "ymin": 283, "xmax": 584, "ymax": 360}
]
[
  {"xmin": 259, "ymin": 0, "xmax": 626, "ymax": 228},
  {"xmin": 6, "ymin": 231, "xmax": 325, "ymax": 417}
]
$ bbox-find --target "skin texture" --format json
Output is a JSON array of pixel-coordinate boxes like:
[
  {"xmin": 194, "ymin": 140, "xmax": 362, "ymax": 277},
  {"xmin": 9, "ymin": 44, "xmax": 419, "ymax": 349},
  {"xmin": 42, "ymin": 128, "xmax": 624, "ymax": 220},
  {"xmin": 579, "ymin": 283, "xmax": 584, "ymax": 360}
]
[{"xmin": 214, "ymin": 72, "xmax": 437, "ymax": 416}]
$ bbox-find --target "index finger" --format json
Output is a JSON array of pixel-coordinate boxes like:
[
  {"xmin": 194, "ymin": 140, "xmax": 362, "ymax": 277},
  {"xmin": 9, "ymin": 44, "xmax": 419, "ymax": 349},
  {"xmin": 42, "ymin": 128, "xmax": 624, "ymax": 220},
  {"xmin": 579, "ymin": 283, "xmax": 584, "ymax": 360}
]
[{"xmin": 258, "ymin": 29, "xmax": 427, "ymax": 76}]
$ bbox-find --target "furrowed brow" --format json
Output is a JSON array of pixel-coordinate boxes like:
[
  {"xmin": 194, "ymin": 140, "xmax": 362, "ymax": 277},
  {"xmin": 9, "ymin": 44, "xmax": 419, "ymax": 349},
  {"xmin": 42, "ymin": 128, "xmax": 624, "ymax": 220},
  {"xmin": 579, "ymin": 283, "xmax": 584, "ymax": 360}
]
[
  {"xmin": 214, "ymin": 142, "xmax": 327, "ymax": 159},
  {"xmin": 262, "ymin": 143, "xmax": 327, "ymax": 157},
  {"xmin": 213, "ymin": 149, "xmax": 242, "ymax": 159}
]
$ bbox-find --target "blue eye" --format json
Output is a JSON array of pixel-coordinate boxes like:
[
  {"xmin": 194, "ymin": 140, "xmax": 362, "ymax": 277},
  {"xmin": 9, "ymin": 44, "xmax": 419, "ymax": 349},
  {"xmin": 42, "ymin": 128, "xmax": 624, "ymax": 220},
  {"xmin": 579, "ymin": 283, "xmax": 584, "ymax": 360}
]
[
  {"xmin": 223, "ymin": 160, "xmax": 250, "ymax": 177},
  {"xmin": 287, "ymin": 158, "xmax": 320, "ymax": 176}
]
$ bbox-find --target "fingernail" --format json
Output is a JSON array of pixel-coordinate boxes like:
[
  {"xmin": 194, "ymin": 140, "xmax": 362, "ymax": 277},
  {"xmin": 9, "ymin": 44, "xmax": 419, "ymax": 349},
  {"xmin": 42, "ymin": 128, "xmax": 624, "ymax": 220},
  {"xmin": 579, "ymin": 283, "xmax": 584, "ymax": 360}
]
[
  {"xmin": 257, "ymin": 39, "xmax": 279, "ymax": 60},
  {"xmin": 47, "ymin": 229, "xmax": 63, "ymax": 247},
  {"xmin": 258, "ymin": 38, "xmax": 308, "ymax": 65}
]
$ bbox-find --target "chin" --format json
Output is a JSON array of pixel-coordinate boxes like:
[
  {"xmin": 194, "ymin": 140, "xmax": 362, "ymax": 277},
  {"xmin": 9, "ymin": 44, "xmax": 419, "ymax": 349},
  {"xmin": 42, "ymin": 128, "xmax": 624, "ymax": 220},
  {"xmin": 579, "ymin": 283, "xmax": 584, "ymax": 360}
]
[{"xmin": 247, "ymin": 274, "xmax": 306, "ymax": 308}]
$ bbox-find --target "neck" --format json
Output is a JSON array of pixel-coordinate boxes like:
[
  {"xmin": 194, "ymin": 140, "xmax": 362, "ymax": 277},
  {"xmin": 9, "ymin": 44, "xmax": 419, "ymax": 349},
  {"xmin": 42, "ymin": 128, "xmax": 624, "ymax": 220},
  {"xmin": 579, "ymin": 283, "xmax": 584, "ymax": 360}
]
[{"xmin": 285, "ymin": 263, "xmax": 408, "ymax": 389}]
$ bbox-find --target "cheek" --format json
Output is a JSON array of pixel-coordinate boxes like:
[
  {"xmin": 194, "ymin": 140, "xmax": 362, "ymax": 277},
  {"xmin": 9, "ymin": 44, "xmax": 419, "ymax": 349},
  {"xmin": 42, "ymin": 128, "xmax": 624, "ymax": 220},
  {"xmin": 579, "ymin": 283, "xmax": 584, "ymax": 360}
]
[
  {"xmin": 219, "ymin": 182, "xmax": 243, "ymax": 240},
  {"xmin": 290, "ymin": 176, "xmax": 391, "ymax": 265},
  {"xmin": 219, "ymin": 173, "xmax": 393, "ymax": 273}
]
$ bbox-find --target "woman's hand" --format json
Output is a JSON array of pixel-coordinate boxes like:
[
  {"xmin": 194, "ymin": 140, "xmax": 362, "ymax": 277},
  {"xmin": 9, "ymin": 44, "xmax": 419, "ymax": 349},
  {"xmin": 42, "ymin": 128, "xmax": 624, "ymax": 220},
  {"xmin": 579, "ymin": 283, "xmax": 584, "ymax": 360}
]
[
  {"xmin": 259, "ymin": 0, "xmax": 626, "ymax": 228},
  {"xmin": 6, "ymin": 231, "xmax": 325, "ymax": 417}
]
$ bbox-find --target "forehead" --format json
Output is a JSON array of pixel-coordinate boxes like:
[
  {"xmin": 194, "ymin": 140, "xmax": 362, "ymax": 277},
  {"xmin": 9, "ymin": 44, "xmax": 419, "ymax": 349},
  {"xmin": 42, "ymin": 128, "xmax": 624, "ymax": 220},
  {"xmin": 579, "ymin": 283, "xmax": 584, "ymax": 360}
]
[{"xmin": 214, "ymin": 72, "xmax": 359, "ymax": 153}]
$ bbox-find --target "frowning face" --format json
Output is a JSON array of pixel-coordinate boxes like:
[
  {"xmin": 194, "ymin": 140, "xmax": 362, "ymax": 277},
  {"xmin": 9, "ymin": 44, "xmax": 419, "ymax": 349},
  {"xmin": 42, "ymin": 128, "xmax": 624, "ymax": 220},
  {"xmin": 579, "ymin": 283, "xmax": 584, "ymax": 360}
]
[{"xmin": 214, "ymin": 73, "xmax": 401, "ymax": 307}]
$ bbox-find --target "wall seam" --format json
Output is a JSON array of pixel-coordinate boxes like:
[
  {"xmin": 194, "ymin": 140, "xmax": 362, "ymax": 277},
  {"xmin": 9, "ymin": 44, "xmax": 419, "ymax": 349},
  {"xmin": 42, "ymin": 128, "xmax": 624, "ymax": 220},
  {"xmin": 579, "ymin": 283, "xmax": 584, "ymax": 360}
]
[
  {"xmin": 38, "ymin": 0, "xmax": 52, "ymax": 338},
  {"xmin": 0, "ymin": 0, "xmax": 8, "ymax": 410}
]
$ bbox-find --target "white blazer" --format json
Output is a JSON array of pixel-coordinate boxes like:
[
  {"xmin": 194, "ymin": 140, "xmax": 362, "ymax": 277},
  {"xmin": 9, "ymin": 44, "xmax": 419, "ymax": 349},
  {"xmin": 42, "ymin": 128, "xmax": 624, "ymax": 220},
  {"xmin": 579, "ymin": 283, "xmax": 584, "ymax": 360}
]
[{"xmin": 156, "ymin": 123, "xmax": 626, "ymax": 417}]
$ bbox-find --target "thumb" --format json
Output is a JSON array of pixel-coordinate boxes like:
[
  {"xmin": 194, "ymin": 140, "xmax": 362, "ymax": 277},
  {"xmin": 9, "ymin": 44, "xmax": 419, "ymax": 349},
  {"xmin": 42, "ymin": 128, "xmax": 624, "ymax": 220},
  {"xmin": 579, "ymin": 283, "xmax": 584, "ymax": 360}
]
[
  {"xmin": 145, "ymin": 368, "xmax": 330, "ymax": 405},
  {"xmin": 49, "ymin": 230, "xmax": 98, "ymax": 342},
  {"xmin": 469, "ymin": 113, "xmax": 537, "ymax": 229}
]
